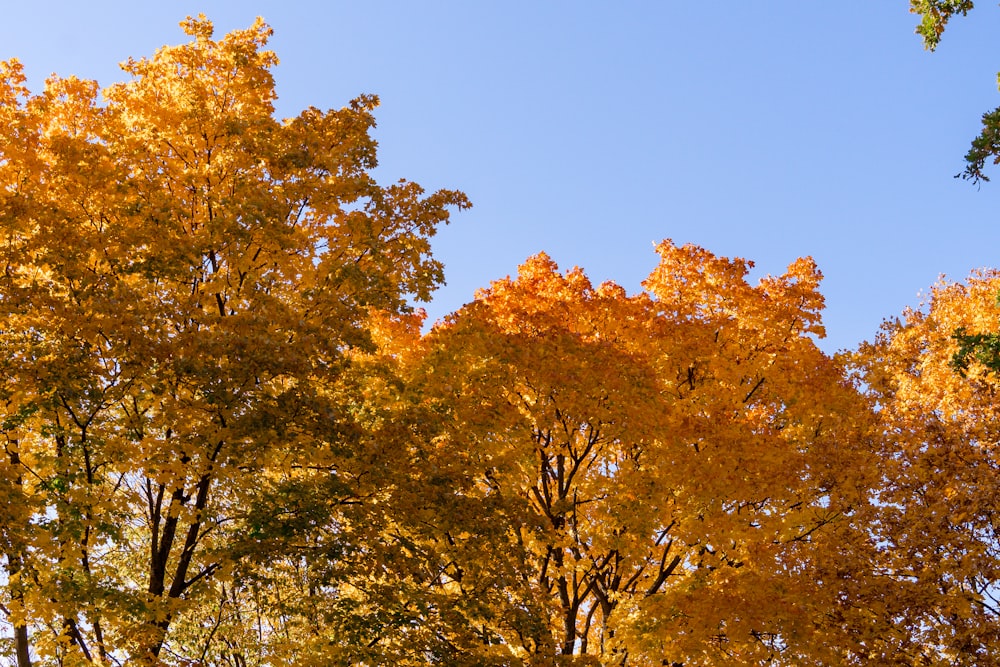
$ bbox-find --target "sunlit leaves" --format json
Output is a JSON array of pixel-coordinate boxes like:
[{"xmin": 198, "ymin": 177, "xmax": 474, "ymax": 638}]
[
  {"xmin": 412, "ymin": 244, "xmax": 875, "ymax": 665},
  {"xmin": 909, "ymin": 0, "xmax": 975, "ymax": 50},
  {"xmin": 855, "ymin": 269, "xmax": 1000, "ymax": 665},
  {"xmin": 0, "ymin": 14, "xmax": 466, "ymax": 665}
]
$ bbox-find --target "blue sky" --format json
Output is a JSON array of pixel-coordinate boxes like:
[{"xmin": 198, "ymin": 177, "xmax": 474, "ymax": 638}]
[{"xmin": 3, "ymin": 2, "xmax": 1000, "ymax": 353}]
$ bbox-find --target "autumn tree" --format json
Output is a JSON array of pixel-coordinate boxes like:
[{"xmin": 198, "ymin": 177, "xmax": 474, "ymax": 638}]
[
  {"xmin": 854, "ymin": 271, "xmax": 1000, "ymax": 666},
  {"xmin": 407, "ymin": 244, "xmax": 883, "ymax": 665},
  {"xmin": 0, "ymin": 16, "xmax": 467, "ymax": 665},
  {"xmin": 162, "ymin": 308, "xmax": 492, "ymax": 666}
]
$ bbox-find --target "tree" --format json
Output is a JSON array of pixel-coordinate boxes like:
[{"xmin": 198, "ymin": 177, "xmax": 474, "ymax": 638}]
[
  {"xmin": 909, "ymin": 0, "xmax": 1000, "ymax": 182},
  {"xmin": 0, "ymin": 16, "xmax": 467, "ymax": 665},
  {"xmin": 408, "ymin": 244, "xmax": 882, "ymax": 665},
  {"xmin": 854, "ymin": 271, "xmax": 1000, "ymax": 666}
]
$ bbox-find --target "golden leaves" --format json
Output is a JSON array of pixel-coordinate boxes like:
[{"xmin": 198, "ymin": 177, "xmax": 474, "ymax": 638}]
[
  {"xmin": 852, "ymin": 269, "xmax": 1000, "ymax": 664},
  {"xmin": 0, "ymin": 15, "xmax": 467, "ymax": 665},
  {"xmin": 410, "ymin": 244, "xmax": 873, "ymax": 664}
]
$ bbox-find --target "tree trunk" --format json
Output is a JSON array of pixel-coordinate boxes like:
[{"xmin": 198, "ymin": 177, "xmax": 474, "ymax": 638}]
[{"xmin": 14, "ymin": 622, "xmax": 31, "ymax": 667}]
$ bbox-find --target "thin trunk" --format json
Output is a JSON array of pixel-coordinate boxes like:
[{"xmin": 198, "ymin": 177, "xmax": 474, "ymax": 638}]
[
  {"xmin": 14, "ymin": 622, "xmax": 31, "ymax": 667},
  {"xmin": 144, "ymin": 456, "xmax": 219, "ymax": 659},
  {"xmin": 8, "ymin": 552, "xmax": 31, "ymax": 667},
  {"xmin": 561, "ymin": 605, "xmax": 577, "ymax": 655},
  {"xmin": 7, "ymin": 443, "xmax": 32, "ymax": 667}
]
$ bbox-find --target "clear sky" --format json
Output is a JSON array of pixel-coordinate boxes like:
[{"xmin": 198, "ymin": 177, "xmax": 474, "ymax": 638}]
[{"xmin": 3, "ymin": 2, "xmax": 1000, "ymax": 353}]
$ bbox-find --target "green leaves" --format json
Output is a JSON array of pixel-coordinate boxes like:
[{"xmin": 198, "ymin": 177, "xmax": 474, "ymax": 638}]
[
  {"xmin": 951, "ymin": 326, "xmax": 1000, "ymax": 374},
  {"xmin": 958, "ymin": 107, "xmax": 1000, "ymax": 183},
  {"xmin": 910, "ymin": 0, "xmax": 976, "ymax": 50}
]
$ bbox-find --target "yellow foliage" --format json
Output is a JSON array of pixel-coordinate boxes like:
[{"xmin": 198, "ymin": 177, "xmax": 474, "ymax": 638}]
[
  {"xmin": 854, "ymin": 269, "xmax": 1000, "ymax": 665},
  {"xmin": 0, "ymin": 15, "xmax": 466, "ymax": 665}
]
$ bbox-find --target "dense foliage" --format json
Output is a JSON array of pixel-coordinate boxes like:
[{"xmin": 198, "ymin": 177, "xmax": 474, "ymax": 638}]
[{"xmin": 1, "ymin": 12, "xmax": 1000, "ymax": 666}]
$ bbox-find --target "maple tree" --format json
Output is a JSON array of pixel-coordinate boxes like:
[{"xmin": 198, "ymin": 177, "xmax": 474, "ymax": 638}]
[
  {"xmin": 854, "ymin": 271, "xmax": 1000, "ymax": 666},
  {"xmin": 898, "ymin": 11, "xmax": 1000, "ymax": 657},
  {"xmin": 0, "ymin": 16, "xmax": 467, "ymax": 665},
  {"xmin": 406, "ymin": 244, "xmax": 884, "ymax": 665},
  {"xmin": 805, "ymin": 8, "xmax": 1000, "ymax": 666}
]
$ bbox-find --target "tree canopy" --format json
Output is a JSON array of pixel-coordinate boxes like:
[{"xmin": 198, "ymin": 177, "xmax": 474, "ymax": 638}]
[
  {"xmin": 1, "ymin": 11, "xmax": 1000, "ymax": 667},
  {"xmin": 0, "ymin": 15, "xmax": 468, "ymax": 665}
]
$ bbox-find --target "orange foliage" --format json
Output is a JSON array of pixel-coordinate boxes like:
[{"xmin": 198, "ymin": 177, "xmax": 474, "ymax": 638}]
[
  {"xmin": 412, "ymin": 244, "xmax": 879, "ymax": 665},
  {"xmin": 855, "ymin": 270, "xmax": 1000, "ymax": 666}
]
